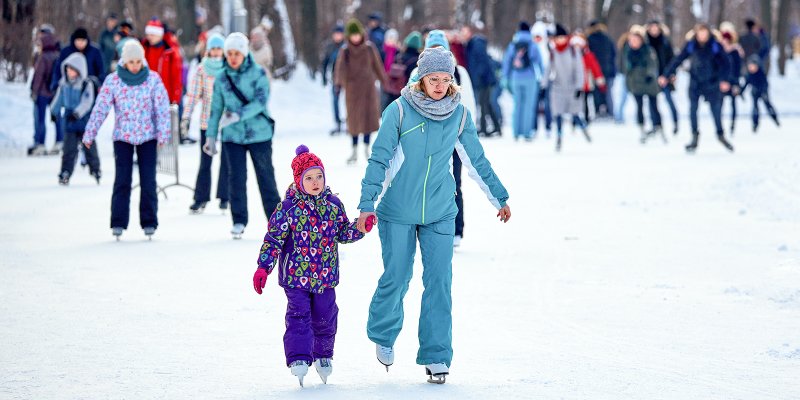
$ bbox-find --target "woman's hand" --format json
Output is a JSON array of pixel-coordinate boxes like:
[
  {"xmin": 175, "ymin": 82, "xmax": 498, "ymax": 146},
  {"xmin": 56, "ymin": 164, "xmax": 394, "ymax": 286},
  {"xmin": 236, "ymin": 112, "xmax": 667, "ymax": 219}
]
[
  {"xmin": 357, "ymin": 211, "xmax": 376, "ymax": 233},
  {"xmin": 497, "ymin": 205, "xmax": 511, "ymax": 223}
]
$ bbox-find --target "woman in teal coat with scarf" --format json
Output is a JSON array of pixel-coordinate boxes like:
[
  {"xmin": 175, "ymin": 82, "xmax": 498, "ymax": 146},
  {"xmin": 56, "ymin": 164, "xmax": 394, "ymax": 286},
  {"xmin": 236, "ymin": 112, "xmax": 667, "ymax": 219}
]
[{"xmin": 357, "ymin": 47, "xmax": 511, "ymax": 383}]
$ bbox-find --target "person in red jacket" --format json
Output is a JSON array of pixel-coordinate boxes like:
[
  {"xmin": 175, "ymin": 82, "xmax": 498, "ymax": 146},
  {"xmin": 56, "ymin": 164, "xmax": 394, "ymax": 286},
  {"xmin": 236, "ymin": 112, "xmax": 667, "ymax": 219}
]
[
  {"xmin": 571, "ymin": 34, "xmax": 606, "ymax": 125},
  {"xmin": 142, "ymin": 18, "xmax": 192, "ymax": 143}
]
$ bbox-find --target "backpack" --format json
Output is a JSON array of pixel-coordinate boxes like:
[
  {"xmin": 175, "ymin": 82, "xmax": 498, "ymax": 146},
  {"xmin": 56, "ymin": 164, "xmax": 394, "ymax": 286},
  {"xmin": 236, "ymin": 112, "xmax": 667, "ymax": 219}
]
[
  {"xmin": 512, "ymin": 41, "xmax": 532, "ymax": 70},
  {"xmin": 82, "ymin": 75, "xmax": 101, "ymax": 100},
  {"xmin": 393, "ymin": 98, "xmax": 468, "ymax": 138},
  {"xmin": 384, "ymin": 61, "xmax": 407, "ymax": 95}
]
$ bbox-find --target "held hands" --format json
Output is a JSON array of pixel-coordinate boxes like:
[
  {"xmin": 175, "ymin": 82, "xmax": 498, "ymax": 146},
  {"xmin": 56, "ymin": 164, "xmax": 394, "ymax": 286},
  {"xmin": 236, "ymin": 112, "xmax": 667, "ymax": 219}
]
[
  {"xmin": 356, "ymin": 212, "xmax": 377, "ymax": 233},
  {"xmin": 719, "ymin": 81, "xmax": 731, "ymax": 93},
  {"xmin": 253, "ymin": 268, "xmax": 268, "ymax": 294},
  {"xmin": 658, "ymin": 76, "xmax": 668, "ymax": 88},
  {"xmin": 497, "ymin": 205, "xmax": 511, "ymax": 223}
]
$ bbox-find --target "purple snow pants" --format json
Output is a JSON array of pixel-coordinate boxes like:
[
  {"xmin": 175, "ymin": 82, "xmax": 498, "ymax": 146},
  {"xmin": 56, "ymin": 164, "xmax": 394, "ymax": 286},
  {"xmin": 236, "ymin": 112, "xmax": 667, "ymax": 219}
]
[{"xmin": 283, "ymin": 287, "xmax": 338, "ymax": 366}]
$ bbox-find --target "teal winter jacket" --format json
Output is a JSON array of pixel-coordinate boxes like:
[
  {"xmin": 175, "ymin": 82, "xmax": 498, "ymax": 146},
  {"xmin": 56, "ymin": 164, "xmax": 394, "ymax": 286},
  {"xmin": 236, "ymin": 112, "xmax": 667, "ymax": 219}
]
[
  {"xmin": 359, "ymin": 97, "xmax": 509, "ymax": 225},
  {"xmin": 206, "ymin": 54, "xmax": 273, "ymax": 144}
]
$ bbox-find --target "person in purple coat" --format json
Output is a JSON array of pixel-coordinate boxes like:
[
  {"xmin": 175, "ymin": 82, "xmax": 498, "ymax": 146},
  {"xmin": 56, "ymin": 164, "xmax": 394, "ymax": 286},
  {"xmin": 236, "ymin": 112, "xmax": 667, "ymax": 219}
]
[{"xmin": 252, "ymin": 145, "xmax": 369, "ymax": 386}]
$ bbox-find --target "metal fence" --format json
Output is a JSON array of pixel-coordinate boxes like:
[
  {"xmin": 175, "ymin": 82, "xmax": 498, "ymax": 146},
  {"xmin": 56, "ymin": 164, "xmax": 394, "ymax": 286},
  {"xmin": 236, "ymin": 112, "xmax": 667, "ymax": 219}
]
[{"xmin": 154, "ymin": 104, "xmax": 194, "ymax": 198}]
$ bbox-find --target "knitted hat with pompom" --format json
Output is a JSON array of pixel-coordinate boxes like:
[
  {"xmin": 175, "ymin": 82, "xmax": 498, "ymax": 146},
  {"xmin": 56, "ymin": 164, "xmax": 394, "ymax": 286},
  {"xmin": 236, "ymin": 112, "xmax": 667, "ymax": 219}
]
[{"xmin": 291, "ymin": 145, "xmax": 325, "ymax": 194}]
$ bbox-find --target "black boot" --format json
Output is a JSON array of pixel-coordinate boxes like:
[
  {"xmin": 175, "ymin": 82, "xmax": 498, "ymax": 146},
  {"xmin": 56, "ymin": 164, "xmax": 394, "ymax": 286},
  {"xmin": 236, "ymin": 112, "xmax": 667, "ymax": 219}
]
[
  {"xmin": 685, "ymin": 132, "xmax": 699, "ymax": 153},
  {"xmin": 189, "ymin": 201, "xmax": 207, "ymax": 214},
  {"xmin": 58, "ymin": 171, "xmax": 70, "ymax": 185},
  {"xmin": 717, "ymin": 134, "xmax": 734, "ymax": 152}
]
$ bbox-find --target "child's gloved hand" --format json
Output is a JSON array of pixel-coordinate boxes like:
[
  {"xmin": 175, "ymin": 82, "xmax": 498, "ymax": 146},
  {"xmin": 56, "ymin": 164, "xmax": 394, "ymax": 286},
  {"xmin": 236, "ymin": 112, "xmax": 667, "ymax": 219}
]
[
  {"xmin": 253, "ymin": 268, "xmax": 268, "ymax": 294},
  {"xmin": 365, "ymin": 215, "xmax": 377, "ymax": 232}
]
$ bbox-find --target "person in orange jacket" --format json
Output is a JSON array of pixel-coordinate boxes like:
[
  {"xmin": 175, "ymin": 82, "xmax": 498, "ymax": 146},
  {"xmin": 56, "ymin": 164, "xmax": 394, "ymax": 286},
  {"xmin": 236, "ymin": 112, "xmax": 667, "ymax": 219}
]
[
  {"xmin": 571, "ymin": 34, "xmax": 606, "ymax": 125},
  {"xmin": 142, "ymin": 18, "xmax": 190, "ymax": 143}
]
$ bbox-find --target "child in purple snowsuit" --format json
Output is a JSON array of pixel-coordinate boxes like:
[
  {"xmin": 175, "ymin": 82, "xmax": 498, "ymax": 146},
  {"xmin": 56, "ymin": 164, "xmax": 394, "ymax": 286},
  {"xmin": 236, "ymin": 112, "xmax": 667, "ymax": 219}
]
[{"xmin": 252, "ymin": 144, "xmax": 367, "ymax": 386}]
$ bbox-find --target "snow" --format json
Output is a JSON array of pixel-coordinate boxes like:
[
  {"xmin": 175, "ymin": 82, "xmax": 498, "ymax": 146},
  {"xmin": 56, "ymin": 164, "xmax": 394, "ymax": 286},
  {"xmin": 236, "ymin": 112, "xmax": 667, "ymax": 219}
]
[{"xmin": 1, "ymin": 63, "xmax": 799, "ymax": 399}]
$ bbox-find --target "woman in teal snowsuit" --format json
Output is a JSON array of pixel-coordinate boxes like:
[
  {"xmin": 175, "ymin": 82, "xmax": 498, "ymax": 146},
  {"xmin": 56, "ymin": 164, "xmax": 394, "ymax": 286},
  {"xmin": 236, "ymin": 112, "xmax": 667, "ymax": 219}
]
[{"xmin": 356, "ymin": 47, "xmax": 511, "ymax": 383}]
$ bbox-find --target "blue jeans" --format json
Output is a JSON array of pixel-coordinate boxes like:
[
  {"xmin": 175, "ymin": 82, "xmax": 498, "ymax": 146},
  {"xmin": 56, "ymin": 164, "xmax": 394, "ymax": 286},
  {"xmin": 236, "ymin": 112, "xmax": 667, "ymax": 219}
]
[
  {"xmin": 510, "ymin": 78, "xmax": 539, "ymax": 139},
  {"xmin": 615, "ymin": 74, "xmax": 629, "ymax": 123},
  {"xmin": 33, "ymin": 95, "xmax": 62, "ymax": 145},
  {"xmin": 111, "ymin": 140, "xmax": 158, "ymax": 229},
  {"xmin": 368, "ymin": 219, "xmax": 455, "ymax": 367},
  {"xmin": 223, "ymin": 140, "xmax": 281, "ymax": 226}
]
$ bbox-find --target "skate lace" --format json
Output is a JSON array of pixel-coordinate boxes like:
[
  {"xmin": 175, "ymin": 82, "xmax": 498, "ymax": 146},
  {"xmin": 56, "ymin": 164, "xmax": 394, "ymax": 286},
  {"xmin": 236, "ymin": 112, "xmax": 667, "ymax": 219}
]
[
  {"xmin": 317, "ymin": 358, "xmax": 331, "ymax": 368},
  {"xmin": 290, "ymin": 360, "xmax": 308, "ymax": 367},
  {"xmin": 378, "ymin": 345, "xmax": 393, "ymax": 357}
]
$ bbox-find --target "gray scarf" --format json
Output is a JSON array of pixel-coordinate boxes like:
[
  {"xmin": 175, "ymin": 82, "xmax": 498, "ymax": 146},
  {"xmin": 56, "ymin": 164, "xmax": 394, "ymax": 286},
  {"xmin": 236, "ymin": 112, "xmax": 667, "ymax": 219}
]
[{"xmin": 400, "ymin": 86, "xmax": 461, "ymax": 121}]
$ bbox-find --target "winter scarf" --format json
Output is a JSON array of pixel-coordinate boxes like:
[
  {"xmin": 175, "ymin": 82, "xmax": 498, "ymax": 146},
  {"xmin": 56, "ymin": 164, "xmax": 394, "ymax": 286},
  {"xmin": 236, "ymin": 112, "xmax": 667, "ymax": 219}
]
[
  {"xmin": 118, "ymin": 65, "xmax": 150, "ymax": 86},
  {"xmin": 202, "ymin": 56, "xmax": 224, "ymax": 76},
  {"xmin": 400, "ymin": 85, "xmax": 461, "ymax": 121}
]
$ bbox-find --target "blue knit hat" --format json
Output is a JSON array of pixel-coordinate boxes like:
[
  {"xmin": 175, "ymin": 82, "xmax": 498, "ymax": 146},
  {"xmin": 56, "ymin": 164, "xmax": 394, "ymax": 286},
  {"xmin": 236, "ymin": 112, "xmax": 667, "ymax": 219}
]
[
  {"xmin": 416, "ymin": 46, "xmax": 455, "ymax": 78},
  {"xmin": 206, "ymin": 33, "xmax": 225, "ymax": 51},
  {"xmin": 425, "ymin": 29, "xmax": 450, "ymax": 50}
]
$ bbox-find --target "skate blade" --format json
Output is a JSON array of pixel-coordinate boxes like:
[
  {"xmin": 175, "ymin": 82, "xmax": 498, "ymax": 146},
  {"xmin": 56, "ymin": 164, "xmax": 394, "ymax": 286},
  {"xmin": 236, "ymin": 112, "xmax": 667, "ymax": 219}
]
[
  {"xmin": 427, "ymin": 374, "xmax": 447, "ymax": 384},
  {"xmin": 298, "ymin": 376, "xmax": 304, "ymax": 387},
  {"xmin": 232, "ymin": 234, "xmax": 242, "ymax": 240}
]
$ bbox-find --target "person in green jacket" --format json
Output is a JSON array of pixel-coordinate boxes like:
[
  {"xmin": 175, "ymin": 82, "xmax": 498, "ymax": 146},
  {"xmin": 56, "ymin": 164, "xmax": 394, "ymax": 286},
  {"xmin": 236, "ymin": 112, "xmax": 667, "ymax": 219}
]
[
  {"xmin": 205, "ymin": 32, "xmax": 280, "ymax": 239},
  {"xmin": 356, "ymin": 47, "xmax": 511, "ymax": 383}
]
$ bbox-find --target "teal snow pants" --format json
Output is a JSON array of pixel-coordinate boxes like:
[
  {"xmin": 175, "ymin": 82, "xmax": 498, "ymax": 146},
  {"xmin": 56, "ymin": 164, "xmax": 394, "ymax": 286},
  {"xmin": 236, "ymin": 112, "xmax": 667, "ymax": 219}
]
[{"xmin": 367, "ymin": 218, "xmax": 455, "ymax": 367}]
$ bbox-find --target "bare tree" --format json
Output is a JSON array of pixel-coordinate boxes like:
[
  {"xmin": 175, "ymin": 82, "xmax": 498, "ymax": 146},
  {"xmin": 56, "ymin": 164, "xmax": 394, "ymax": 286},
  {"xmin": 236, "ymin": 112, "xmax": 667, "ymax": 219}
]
[
  {"xmin": 175, "ymin": 0, "xmax": 198, "ymax": 46},
  {"xmin": 775, "ymin": 0, "xmax": 791, "ymax": 74}
]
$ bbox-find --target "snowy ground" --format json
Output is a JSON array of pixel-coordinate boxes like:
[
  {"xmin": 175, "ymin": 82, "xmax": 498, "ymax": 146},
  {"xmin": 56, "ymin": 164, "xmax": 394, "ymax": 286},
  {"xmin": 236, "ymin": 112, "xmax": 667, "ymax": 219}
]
[{"xmin": 1, "ymin": 64, "xmax": 799, "ymax": 399}]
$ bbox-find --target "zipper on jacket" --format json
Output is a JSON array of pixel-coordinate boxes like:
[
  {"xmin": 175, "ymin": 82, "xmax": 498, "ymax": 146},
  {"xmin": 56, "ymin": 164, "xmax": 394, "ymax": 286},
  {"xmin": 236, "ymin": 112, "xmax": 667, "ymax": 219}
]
[
  {"xmin": 422, "ymin": 155, "xmax": 432, "ymax": 224},
  {"xmin": 400, "ymin": 122, "xmax": 425, "ymax": 137},
  {"xmin": 282, "ymin": 252, "xmax": 289, "ymax": 280}
]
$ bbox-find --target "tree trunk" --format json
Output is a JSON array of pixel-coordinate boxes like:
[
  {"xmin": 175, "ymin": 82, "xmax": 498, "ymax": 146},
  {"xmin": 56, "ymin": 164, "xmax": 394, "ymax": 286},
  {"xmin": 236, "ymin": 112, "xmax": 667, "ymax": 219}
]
[
  {"xmin": 594, "ymin": 0, "xmax": 606, "ymax": 20},
  {"xmin": 175, "ymin": 0, "xmax": 198, "ymax": 46},
  {"xmin": 663, "ymin": 0, "xmax": 675, "ymax": 34},
  {"xmin": 299, "ymin": 0, "xmax": 318, "ymax": 74},
  {"xmin": 775, "ymin": 0, "xmax": 790, "ymax": 75},
  {"xmin": 760, "ymin": 0, "xmax": 772, "ymax": 72}
]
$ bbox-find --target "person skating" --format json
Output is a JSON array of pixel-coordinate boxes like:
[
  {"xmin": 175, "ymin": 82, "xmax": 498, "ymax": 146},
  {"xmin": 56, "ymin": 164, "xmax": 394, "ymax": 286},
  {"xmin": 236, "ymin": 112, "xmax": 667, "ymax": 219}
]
[
  {"xmin": 29, "ymin": 26, "xmax": 60, "ymax": 156},
  {"xmin": 320, "ymin": 23, "xmax": 346, "ymax": 135},
  {"xmin": 646, "ymin": 20, "xmax": 680, "ymax": 134},
  {"xmin": 624, "ymin": 25, "xmax": 664, "ymax": 144},
  {"xmin": 531, "ymin": 21, "xmax": 553, "ymax": 137},
  {"xmin": 183, "ymin": 33, "xmax": 230, "ymax": 214},
  {"xmin": 741, "ymin": 55, "xmax": 780, "ymax": 133},
  {"xmin": 501, "ymin": 21, "xmax": 543, "ymax": 141},
  {"xmin": 206, "ymin": 33, "xmax": 281, "ymax": 239},
  {"xmin": 51, "ymin": 52, "xmax": 101, "ymax": 185},
  {"xmin": 719, "ymin": 26, "xmax": 744, "ymax": 135},
  {"xmin": 82, "ymin": 41, "xmax": 171, "ymax": 240},
  {"xmin": 463, "ymin": 25, "xmax": 503, "ymax": 137},
  {"xmin": 660, "ymin": 24, "xmax": 733, "ymax": 153},
  {"xmin": 547, "ymin": 24, "xmax": 591, "ymax": 152},
  {"xmin": 142, "ymin": 18, "xmax": 189, "ymax": 144},
  {"xmin": 333, "ymin": 18, "xmax": 386, "ymax": 164},
  {"xmin": 586, "ymin": 20, "xmax": 617, "ymax": 118},
  {"xmin": 570, "ymin": 34, "xmax": 606, "ymax": 126},
  {"xmin": 252, "ymin": 145, "xmax": 369, "ymax": 387},
  {"xmin": 50, "ymin": 27, "xmax": 107, "ymax": 155},
  {"xmin": 358, "ymin": 47, "xmax": 511, "ymax": 384}
]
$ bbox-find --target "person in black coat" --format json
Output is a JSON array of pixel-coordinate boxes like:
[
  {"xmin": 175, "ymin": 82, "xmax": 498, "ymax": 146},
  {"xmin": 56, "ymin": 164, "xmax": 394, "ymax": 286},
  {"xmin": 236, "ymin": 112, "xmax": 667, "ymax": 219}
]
[
  {"xmin": 51, "ymin": 28, "xmax": 107, "ymax": 93},
  {"xmin": 320, "ymin": 24, "xmax": 346, "ymax": 135},
  {"xmin": 463, "ymin": 25, "xmax": 502, "ymax": 136},
  {"xmin": 646, "ymin": 20, "xmax": 679, "ymax": 134},
  {"xmin": 741, "ymin": 55, "xmax": 779, "ymax": 132},
  {"xmin": 660, "ymin": 24, "xmax": 733, "ymax": 153},
  {"xmin": 367, "ymin": 12, "xmax": 387, "ymax": 62},
  {"xmin": 586, "ymin": 20, "xmax": 617, "ymax": 118},
  {"xmin": 720, "ymin": 31, "xmax": 744, "ymax": 135}
]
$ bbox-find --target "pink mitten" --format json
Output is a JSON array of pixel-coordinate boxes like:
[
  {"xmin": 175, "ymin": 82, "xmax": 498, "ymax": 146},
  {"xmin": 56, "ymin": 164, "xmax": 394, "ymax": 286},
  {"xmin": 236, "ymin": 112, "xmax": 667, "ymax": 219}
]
[
  {"xmin": 365, "ymin": 215, "xmax": 377, "ymax": 232},
  {"xmin": 253, "ymin": 268, "xmax": 268, "ymax": 294}
]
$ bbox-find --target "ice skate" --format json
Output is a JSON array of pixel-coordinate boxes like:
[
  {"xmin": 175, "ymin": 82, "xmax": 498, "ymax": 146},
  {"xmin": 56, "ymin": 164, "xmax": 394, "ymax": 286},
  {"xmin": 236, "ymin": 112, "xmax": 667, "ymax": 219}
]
[
  {"xmin": 289, "ymin": 360, "xmax": 309, "ymax": 387},
  {"xmin": 376, "ymin": 344, "xmax": 394, "ymax": 371},
  {"xmin": 717, "ymin": 135, "xmax": 734, "ymax": 152},
  {"xmin": 58, "ymin": 171, "xmax": 70, "ymax": 186},
  {"xmin": 453, "ymin": 235, "xmax": 462, "ymax": 248},
  {"xmin": 231, "ymin": 223, "xmax": 245, "ymax": 239},
  {"xmin": 189, "ymin": 201, "xmax": 207, "ymax": 214},
  {"xmin": 112, "ymin": 227, "xmax": 124, "ymax": 241},
  {"xmin": 91, "ymin": 171, "xmax": 101, "ymax": 185},
  {"xmin": 28, "ymin": 144, "xmax": 47, "ymax": 156},
  {"xmin": 582, "ymin": 128, "xmax": 592, "ymax": 143},
  {"xmin": 425, "ymin": 363, "xmax": 449, "ymax": 384},
  {"xmin": 48, "ymin": 142, "xmax": 63, "ymax": 155},
  {"xmin": 313, "ymin": 358, "xmax": 332, "ymax": 384},
  {"xmin": 639, "ymin": 125, "xmax": 648, "ymax": 144},
  {"xmin": 555, "ymin": 135, "xmax": 562, "ymax": 152},
  {"xmin": 364, "ymin": 144, "xmax": 371, "ymax": 160},
  {"xmin": 346, "ymin": 146, "xmax": 357, "ymax": 165},
  {"xmin": 143, "ymin": 227, "xmax": 156, "ymax": 240},
  {"xmin": 651, "ymin": 126, "xmax": 667, "ymax": 144},
  {"xmin": 685, "ymin": 133, "xmax": 699, "ymax": 153}
]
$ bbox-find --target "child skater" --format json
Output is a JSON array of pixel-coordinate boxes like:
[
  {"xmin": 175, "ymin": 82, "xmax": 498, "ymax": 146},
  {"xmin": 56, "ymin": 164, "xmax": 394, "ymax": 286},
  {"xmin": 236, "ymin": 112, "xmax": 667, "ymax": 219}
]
[
  {"xmin": 252, "ymin": 145, "xmax": 371, "ymax": 387},
  {"xmin": 741, "ymin": 55, "xmax": 780, "ymax": 133},
  {"xmin": 51, "ymin": 52, "xmax": 101, "ymax": 185}
]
